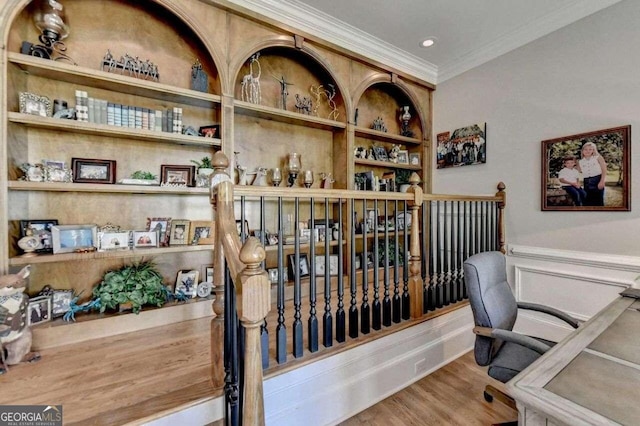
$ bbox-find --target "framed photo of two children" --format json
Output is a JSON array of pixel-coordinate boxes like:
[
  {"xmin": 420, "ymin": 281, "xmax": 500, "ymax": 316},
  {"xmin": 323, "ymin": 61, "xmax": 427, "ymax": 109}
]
[{"xmin": 541, "ymin": 125, "xmax": 630, "ymax": 211}]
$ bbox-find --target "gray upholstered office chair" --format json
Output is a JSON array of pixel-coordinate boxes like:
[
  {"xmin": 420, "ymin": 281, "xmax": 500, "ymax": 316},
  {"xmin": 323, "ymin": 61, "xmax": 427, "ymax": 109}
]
[{"xmin": 463, "ymin": 251, "xmax": 580, "ymax": 410}]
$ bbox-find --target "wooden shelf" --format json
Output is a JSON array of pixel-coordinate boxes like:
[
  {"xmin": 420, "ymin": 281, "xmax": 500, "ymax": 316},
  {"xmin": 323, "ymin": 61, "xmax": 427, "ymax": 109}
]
[
  {"xmin": 8, "ymin": 52, "xmax": 221, "ymax": 109},
  {"xmin": 8, "ymin": 112, "xmax": 221, "ymax": 148},
  {"xmin": 354, "ymin": 127, "xmax": 422, "ymax": 145},
  {"xmin": 9, "ymin": 244, "xmax": 214, "ymax": 266},
  {"xmin": 8, "ymin": 180, "xmax": 209, "ymax": 195},
  {"xmin": 355, "ymin": 158, "xmax": 421, "ymax": 171},
  {"xmin": 234, "ymin": 100, "xmax": 346, "ymax": 131}
]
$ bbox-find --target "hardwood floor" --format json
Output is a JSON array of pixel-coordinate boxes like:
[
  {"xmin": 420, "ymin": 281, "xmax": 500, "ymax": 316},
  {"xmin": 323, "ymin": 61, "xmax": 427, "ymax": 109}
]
[{"xmin": 339, "ymin": 351, "xmax": 518, "ymax": 426}]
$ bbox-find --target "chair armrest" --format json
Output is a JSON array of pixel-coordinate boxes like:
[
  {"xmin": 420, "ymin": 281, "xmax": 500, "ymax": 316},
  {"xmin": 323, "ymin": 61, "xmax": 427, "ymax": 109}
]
[
  {"xmin": 473, "ymin": 326, "xmax": 551, "ymax": 355},
  {"xmin": 517, "ymin": 302, "xmax": 580, "ymax": 329}
]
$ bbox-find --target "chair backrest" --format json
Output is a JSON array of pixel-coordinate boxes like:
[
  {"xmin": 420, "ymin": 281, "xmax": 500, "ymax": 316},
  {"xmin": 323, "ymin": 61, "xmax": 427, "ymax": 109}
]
[{"xmin": 463, "ymin": 251, "xmax": 518, "ymax": 366}]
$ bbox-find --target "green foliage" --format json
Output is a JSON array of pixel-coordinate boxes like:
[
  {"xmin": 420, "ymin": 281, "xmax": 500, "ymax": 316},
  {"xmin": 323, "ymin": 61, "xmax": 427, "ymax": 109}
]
[
  {"xmin": 131, "ymin": 170, "xmax": 157, "ymax": 180},
  {"xmin": 93, "ymin": 260, "xmax": 167, "ymax": 314},
  {"xmin": 190, "ymin": 156, "xmax": 213, "ymax": 170},
  {"xmin": 394, "ymin": 169, "xmax": 412, "ymax": 185},
  {"xmin": 377, "ymin": 240, "xmax": 404, "ymax": 267}
]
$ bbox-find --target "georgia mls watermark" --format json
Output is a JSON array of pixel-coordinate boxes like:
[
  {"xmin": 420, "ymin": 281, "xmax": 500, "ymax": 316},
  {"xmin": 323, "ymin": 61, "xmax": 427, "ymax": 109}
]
[{"xmin": 0, "ymin": 405, "xmax": 62, "ymax": 426}]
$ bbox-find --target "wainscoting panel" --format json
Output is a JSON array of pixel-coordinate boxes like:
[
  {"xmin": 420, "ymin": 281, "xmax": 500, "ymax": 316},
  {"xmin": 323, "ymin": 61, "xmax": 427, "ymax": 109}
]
[{"xmin": 508, "ymin": 244, "xmax": 639, "ymax": 341}]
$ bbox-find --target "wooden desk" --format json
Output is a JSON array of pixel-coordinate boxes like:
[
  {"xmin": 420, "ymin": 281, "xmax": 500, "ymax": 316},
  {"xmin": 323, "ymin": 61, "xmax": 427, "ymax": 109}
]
[{"xmin": 507, "ymin": 296, "xmax": 640, "ymax": 426}]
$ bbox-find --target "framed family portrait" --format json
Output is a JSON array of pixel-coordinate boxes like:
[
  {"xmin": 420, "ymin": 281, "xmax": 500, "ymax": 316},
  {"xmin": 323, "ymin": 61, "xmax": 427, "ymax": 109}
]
[
  {"xmin": 20, "ymin": 219, "xmax": 58, "ymax": 253},
  {"xmin": 189, "ymin": 220, "xmax": 214, "ymax": 245},
  {"xmin": 27, "ymin": 295, "xmax": 52, "ymax": 326},
  {"xmin": 98, "ymin": 231, "xmax": 130, "ymax": 251},
  {"xmin": 436, "ymin": 122, "xmax": 486, "ymax": 169},
  {"xmin": 133, "ymin": 230, "xmax": 158, "ymax": 248},
  {"xmin": 170, "ymin": 219, "xmax": 190, "ymax": 245},
  {"xmin": 72, "ymin": 158, "xmax": 116, "ymax": 184},
  {"xmin": 51, "ymin": 224, "xmax": 97, "ymax": 254},
  {"xmin": 19, "ymin": 92, "xmax": 52, "ymax": 117},
  {"xmin": 147, "ymin": 217, "xmax": 172, "ymax": 246},
  {"xmin": 288, "ymin": 253, "xmax": 310, "ymax": 281},
  {"xmin": 541, "ymin": 125, "xmax": 630, "ymax": 211},
  {"xmin": 161, "ymin": 165, "xmax": 195, "ymax": 187}
]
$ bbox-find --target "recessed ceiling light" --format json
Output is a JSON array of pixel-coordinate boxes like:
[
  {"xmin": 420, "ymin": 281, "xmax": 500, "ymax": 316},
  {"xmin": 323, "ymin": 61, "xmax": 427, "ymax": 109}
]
[{"xmin": 420, "ymin": 38, "xmax": 436, "ymax": 48}]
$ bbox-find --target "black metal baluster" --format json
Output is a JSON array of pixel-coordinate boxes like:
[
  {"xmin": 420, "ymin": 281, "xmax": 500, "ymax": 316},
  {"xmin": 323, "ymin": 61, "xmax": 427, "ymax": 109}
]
[
  {"xmin": 492, "ymin": 202, "xmax": 498, "ymax": 250},
  {"xmin": 293, "ymin": 198, "xmax": 303, "ymax": 357},
  {"xmin": 323, "ymin": 199, "xmax": 333, "ymax": 347},
  {"xmin": 361, "ymin": 198, "xmax": 370, "ymax": 334},
  {"xmin": 259, "ymin": 196, "xmax": 268, "ymax": 369},
  {"xmin": 349, "ymin": 198, "xmax": 359, "ymax": 338},
  {"xmin": 392, "ymin": 201, "xmax": 402, "ymax": 323},
  {"xmin": 474, "ymin": 201, "xmax": 480, "ymax": 256},
  {"xmin": 384, "ymin": 200, "xmax": 394, "ymax": 327},
  {"xmin": 372, "ymin": 199, "xmax": 382, "ymax": 330},
  {"xmin": 461, "ymin": 201, "xmax": 468, "ymax": 300},
  {"xmin": 336, "ymin": 200, "xmax": 346, "ymax": 342},
  {"xmin": 436, "ymin": 201, "xmax": 444, "ymax": 308},
  {"xmin": 224, "ymin": 266, "xmax": 240, "ymax": 426},
  {"xmin": 443, "ymin": 200, "xmax": 450, "ymax": 306},
  {"xmin": 427, "ymin": 201, "xmax": 436, "ymax": 311},
  {"xmin": 421, "ymin": 201, "xmax": 429, "ymax": 313},
  {"xmin": 240, "ymin": 196, "xmax": 246, "ymax": 243},
  {"xmin": 276, "ymin": 198, "xmax": 287, "ymax": 364},
  {"xmin": 308, "ymin": 197, "xmax": 318, "ymax": 353},
  {"xmin": 452, "ymin": 200, "xmax": 461, "ymax": 303},
  {"xmin": 401, "ymin": 201, "xmax": 410, "ymax": 320}
]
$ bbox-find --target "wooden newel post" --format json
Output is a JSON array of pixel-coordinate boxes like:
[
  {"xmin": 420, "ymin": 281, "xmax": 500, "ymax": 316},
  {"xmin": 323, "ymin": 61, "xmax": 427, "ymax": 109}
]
[
  {"xmin": 210, "ymin": 151, "xmax": 231, "ymax": 388},
  {"xmin": 496, "ymin": 182, "xmax": 506, "ymax": 254},
  {"xmin": 239, "ymin": 238, "xmax": 270, "ymax": 426},
  {"xmin": 407, "ymin": 172, "xmax": 424, "ymax": 319}
]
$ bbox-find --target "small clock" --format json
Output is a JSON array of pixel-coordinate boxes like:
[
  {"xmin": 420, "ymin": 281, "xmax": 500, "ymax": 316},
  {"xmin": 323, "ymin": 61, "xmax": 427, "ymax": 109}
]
[
  {"xmin": 18, "ymin": 233, "xmax": 42, "ymax": 257},
  {"xmin": 196, "ymin": 281, "xmax": 213, "ymax": 298}
]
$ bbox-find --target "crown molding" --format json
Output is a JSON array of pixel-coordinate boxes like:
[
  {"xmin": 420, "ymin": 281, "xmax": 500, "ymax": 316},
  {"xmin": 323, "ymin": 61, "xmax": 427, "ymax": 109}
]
[
  {"xmin": 436, "ymin": 0, "xmax": 623, "ymax": 83},
  {"xmin": 221, "ymin": 0, "xmax": 438, "ymax": 84}
]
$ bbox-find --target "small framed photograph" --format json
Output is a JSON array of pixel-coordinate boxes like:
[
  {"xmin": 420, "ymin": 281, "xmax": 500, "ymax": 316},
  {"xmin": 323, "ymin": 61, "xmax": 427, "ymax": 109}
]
[
  {"xmin": 72, "ymin": 158, "xmax": 116, "ymax": 184},
  {"xmin": 372, "ymin": 146, "xmax": 388, "ymax": 161},
  {"xmin": 397, "ymin": 150, "xmax": 409, "ymax": 164},
  {"xmin": 267, "ymin": 267, "xmax": 289, "ymax": 284},
  {"xmin": 52, "ymin": 289, "xmax": 74, "ymax": 318},
  {"xmin": 27, "ymin": 295, "xmax": 52, "ymax": 326},
  {"xmin": 315, "ymin": 254, "xmax": 339, "ymax": 276},
  {"xmin": 236, "ymin": 219, "xmax": 249, "ymax": 239},
  {"xmin": 396, "ymin": 212, "xmax": 412, "ymax": 230},
  {"xmin": 133, "ymin": 230, "xmax": 158, "ymax": 248},
  {"xmin": 19, "ymin": 92, "xmax": 52, "ymax": 117},
  {"xmin": 147, "ymin": 217, "xmax": 172, "ymax": 247},
  {"xmin": 199, "ymin": 124, "xmax": 220, "ymax": 138},
  {"xmin": 98, "ymin": 231, "xmax": 131, "ymax": 251},
  {"xmin": 268, "ymin": 233, "xmax": 279, "ymax": 246},
  {"xmin": 160, "ymin": 165, "xmax": 195, "ymax": 187},
  {"xmin": 44, "ymin": 164, "xmax": 72, "ymax": 182},
  {"xmin": 202, "ymin": 265, "xmax": 214, "ymax": 284},
  {"xmin": 20, "ymin": 219, "xmax": 58, "ymax": 253},
  {"xmin": 19, "ymin": 163, "xmax": 45, "ymax": 182},
  {"xmin": 189, "ymin": 220, "xmax": 215, "ymax": 245},
  {"xmin": 409, "ymin": 153, "xmax": 421, "ymax": 166},
  {"xmin": 52, "ymin": 224, "xmax": 97, "ymax": 254},
  {"xmin": 308, "ymin": 219, "xmax": 335, "ymax": 242},
  {"xmin": 288, "ymin": 253, "xmax": 310, "ymax": 280},
  {"xmin": 170, "ymin": 219, "xmax": 190, "ymax": 245},
  {"xmin": 175, "ymin": 269, "xmax": 199, "ymax": 298}
]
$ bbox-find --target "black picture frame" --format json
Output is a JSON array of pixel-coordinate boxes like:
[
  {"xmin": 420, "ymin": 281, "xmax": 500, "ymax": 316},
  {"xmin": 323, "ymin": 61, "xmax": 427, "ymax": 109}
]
[
  {"xmin": 236, "ymin": 219, "xmax": 249, "ymax": 239},
  {"xmin": 199, "ymin": 124, "xmax": 220, "ymax": 138},
  {"xmin": 52, "ymin": 289, "xmax": 74, "ymax": 318},
  {"xmin": 72, "ymin": 158, "xmax": 116, "ymax": 184},
  {"xmin": 19, "ymin": 219, "xmax": 58, "ymax": 253},
  {"xmin": 372, "ymin": 146, "xmax": 388, "ymax": 161},
  {"xmin": 288, "ymin": 253, "xmax": 310, "ymax": 280}
]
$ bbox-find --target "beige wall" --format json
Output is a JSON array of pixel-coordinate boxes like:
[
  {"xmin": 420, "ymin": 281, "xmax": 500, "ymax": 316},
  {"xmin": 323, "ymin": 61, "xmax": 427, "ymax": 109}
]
[{"xmin": 433, "ymin": 0, "xmax": 640, "ymax": 256}]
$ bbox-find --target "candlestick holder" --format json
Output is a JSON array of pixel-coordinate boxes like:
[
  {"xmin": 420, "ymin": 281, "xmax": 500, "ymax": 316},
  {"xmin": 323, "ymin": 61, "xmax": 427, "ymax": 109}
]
[
  {"xmin": 287, "ymin": 152, "xmax": 300, "ymax": 187},
  {"xmin": 303, "ymin": 170, "xmax": 314, "ymax": 188},
  {"xmin": 271, "ymin": 167, "xmax": 282, "ymax": 187}
]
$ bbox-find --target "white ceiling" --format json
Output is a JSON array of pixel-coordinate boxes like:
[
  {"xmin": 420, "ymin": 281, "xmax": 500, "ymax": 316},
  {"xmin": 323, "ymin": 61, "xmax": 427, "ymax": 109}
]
[{"xmin": 232, "ymin": 0, "xmax": 622, "ymax": 83}]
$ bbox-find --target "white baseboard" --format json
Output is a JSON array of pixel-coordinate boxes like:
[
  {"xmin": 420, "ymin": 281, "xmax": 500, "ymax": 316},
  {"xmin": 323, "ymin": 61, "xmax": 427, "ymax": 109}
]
[{"xmin": 145, "ymin": 306, "xmax": 475, "ymax": 426}]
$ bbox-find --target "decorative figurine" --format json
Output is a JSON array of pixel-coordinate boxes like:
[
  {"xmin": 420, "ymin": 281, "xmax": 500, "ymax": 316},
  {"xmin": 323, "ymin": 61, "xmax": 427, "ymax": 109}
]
[
  {"xmin": 309, "ymin": 84, "xmax": 339, "ymax": 120},
  {"xmin": 320, "ymin": 172, "xmax": 335, "ymax": 189},
  {"xmin": 399, "ymin": 105, "xmax": 414, "ymax": 137},
  {"xmin": 0, "ymin": 266, "xmax": 41, "ymax": 374},
  {"xmin": 20, "ymin": 0, "xmax": 75, "ymax": 64},
  {"xmin": 388, "ymin": 144, "xmax": 401, "ymax": 163},
  {"xmin": 372, "ymin": 117, "xmax": 387, "ymax": 132},
  {"xmin": 234, "ymin": 151, "xmax": 247, "ymax": 185},
  {"xmin": 275, "ymin": 75, "xmax": 293, "ymax": 110},
  {"xmin": 252, "ymin": 167, "xmax": 268, "ymax": 186},
  {"xmin": 100, "ymin": 50, "xmax": 159, "ymax": 81},
  {"xmin": 295, "ymin": 94, "xmax": 312, "ymax": 115},
  {"xmin": 241, "ymin": 53, "xmax": 261, "ymax": 104},
  {"xmin": 190, "ymin": 58, "xmax": 208, "ymax": 92}
]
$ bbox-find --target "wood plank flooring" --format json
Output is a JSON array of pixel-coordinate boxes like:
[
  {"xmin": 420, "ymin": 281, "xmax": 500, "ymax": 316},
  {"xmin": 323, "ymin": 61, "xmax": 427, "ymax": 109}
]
[{"xmin": 339, "ymin": 351, "xmax": 518, "ymax": 426}]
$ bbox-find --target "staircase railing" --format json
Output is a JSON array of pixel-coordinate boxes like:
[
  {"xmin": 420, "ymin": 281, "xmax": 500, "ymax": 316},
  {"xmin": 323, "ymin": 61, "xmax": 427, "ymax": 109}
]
[{"xmin": 210, "ymin": 151, "xmax": 506, "ymax": 425}]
